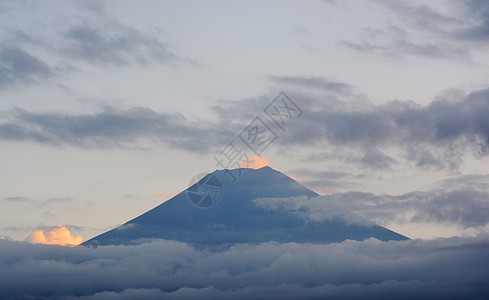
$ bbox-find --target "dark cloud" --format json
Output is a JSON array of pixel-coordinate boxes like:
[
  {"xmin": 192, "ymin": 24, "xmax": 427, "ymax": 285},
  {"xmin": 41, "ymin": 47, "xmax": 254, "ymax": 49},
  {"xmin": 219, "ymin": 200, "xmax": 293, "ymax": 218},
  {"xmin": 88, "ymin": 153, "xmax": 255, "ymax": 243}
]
[
  {"xmin": 326, "ymin": 174, "xmax": 489, "ymax": 229},
  {"xmin": 1, "ymin": 86, "xmax": 489, "ymax": 170},
  {"xmin": 0, "ymin": 106, "xmax": 234, "ymax": 153},
  {"xmin": 280, "ymin": 87, "xmax": 489, "ymax": 170},
  {"xmin": 0, "ymin": 237, "xmax": 488, "ymax": 299},
  {"xmin": 455, "ymin": 0, "xmax": 489, "ymax": 42},
  {"xmin": 0, "ymin": 3, "xmax": 196, "ymax": 91},
  {"xmin": 0, "ymin": 46, "xmax": 53, "ymax": 89},
  {"xmin": 61, "ymin": 24, "xmax": 184, "ymax": 67}
]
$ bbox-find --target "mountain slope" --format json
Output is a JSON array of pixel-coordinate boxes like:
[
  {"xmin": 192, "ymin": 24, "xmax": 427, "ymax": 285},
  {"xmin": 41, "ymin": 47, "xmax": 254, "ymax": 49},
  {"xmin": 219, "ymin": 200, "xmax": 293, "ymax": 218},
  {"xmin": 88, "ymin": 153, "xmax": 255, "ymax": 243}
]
[{"xmin": 83, "ymin": 167, "xmax": 408, "ymax": 247}]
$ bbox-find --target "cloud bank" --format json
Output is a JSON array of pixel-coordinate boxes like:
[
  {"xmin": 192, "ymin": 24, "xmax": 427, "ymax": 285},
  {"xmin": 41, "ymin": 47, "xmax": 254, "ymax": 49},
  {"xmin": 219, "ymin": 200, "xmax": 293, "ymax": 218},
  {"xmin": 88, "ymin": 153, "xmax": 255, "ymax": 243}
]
[
  {"xmin": 2, "ymin": 86, "xmax": 488, "ymax": 172},
  {"xmin": 0, "ymin": 237, "xmax": 488, "ymax": 299},
  {"xmin": 323, "ymin": 174, "xmax": 489, "ymax": 231}
]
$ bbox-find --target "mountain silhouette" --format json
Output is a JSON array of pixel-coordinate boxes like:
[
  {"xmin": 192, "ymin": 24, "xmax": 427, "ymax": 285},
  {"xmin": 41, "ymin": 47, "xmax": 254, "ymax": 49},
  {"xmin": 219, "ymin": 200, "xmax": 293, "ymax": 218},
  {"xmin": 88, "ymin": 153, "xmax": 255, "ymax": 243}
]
[{"xmin": 83, "ymin": 167, "xmax": 408, "ymax": 248}]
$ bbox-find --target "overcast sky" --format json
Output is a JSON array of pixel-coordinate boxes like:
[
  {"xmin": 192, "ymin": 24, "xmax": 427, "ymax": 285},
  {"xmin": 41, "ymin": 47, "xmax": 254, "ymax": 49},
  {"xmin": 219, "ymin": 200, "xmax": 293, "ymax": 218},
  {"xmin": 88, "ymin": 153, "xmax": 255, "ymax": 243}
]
[{"xmin": 1, "ymin": 0, "xmax": 489, "ymax": 243}]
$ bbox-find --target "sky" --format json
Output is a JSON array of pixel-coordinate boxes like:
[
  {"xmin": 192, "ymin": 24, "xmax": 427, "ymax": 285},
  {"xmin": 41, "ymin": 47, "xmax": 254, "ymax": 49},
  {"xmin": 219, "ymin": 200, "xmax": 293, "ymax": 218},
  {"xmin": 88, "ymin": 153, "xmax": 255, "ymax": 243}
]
[
  {"xmin": 1, "ymin": 0, "xmax": 489, "ymax": 244},
  {"xmin": 1, "ymin": 1, "xmax": 489, "ymax": 298}
]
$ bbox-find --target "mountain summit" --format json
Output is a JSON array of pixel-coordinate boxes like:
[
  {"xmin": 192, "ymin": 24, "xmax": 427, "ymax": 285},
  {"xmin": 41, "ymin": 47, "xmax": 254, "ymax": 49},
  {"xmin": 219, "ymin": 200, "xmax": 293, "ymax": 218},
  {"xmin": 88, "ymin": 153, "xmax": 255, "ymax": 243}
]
[{"xmin": 83, "ymin": 167, "xmax": 408, "ymax": 248}]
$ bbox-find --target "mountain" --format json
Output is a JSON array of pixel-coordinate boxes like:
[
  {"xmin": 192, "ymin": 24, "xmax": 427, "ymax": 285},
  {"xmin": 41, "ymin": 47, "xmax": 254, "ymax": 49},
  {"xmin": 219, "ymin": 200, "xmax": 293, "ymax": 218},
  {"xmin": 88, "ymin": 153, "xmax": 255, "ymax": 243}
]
[{"xmin": 83, "ymin": 167, "xmax": 408, "ymax": 248}]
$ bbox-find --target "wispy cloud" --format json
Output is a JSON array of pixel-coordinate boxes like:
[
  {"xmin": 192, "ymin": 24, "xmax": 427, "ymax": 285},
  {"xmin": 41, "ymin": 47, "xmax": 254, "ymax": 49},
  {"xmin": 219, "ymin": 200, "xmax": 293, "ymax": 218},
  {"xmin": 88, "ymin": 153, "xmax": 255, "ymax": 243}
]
[
  {"xmin": 0, "ymin": 46, "xmax": 53, "ymax": 89},
  {"xmin": 341, "ymin": 0, "xmax": 489, "ymax": 60},
  {"xmin": 270, "ymin": 75, "xmax": 354, "ymax": 95},
  {"xmin": 0, "ymin": 106, "xmax": 233, "ymax": 152},
  {"xmin": 0, "ymin": 1, "xmax": 196, "ymax": 91},
  {"xmin": 61, "ymin": 23, "xmax": 183, "ymax": 67},
  {"xmin": 3, "ymin": 196, "xmax": 73, "ymax": 207}
]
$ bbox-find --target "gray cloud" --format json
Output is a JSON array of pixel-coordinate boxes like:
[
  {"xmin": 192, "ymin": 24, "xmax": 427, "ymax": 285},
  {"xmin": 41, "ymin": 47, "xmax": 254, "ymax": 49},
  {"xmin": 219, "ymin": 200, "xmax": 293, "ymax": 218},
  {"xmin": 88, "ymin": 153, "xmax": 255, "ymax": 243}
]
[
  {"xmin": 61, "ymin": 23, "xmax": 183, "ymax": 67},
  {"xmin": 342, "ymin": 37, "xmax": 468, "ymax": 59},
  {"xmin": 289, "ymin": 169, "xmax": 350, "ymax": 180},
  {"xmin": 454, "ymin": 0, "xmax": 489, "ymax": 42},
  {"xmin": 4, "ymin": 196, "xmax": 31, "ymax": 203},
  {"xmin": 288, "ymin": 169, "xmax": 358, "ymax": 193},
  {"xmin": 1, "ymin": 85, "xmax": 489, "ymax": 170},
  {"xmin": 54, "ymin": 2, "xmax": 196, "ymax": 68},
  {"xmin": 326, "ymin": 174, "xmax": 489, "ymax": 229},
  {"xmin": 342, "ymin": 1, "xmax": 482, "ymax": 59},
  {"xmin": 254, "ymin": 195, "xmax": 376, "ymax": 227},
  {"xmin": 0, "ymin": 3, "xmax": 195, "ymax": 91},
  {"xmin": 281, "ymin": 86, "xmax": 489, "ymax": 170},
  {"xmin": 0, "ymin": 237, "xmax": 488, "ymax": 299},
  {"xmin": 270, "ymin": 76, "xmax": 354, "ymax": 95},
  {"xmin": 0, "ymin": 46, "xmax": 53, "ymax": 89},
  {"xmin": 372, "ymin": 0, "xmax": 458, "ymax": 30},
  {"xmin": 0, "ymin": 106, "xmax": 233, "ymax": 153},
  {"xmin": 3, "ymin": 196, "xmax": 74, "ymax": 208}
]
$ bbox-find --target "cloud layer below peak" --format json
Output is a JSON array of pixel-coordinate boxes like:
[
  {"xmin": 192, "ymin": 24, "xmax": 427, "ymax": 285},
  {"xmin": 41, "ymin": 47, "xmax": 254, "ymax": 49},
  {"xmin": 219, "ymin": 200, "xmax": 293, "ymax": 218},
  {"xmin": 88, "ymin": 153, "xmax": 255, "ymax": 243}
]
[{"xmin": 0, "ymin": 237, "xmax": 488, "ymax": 299}]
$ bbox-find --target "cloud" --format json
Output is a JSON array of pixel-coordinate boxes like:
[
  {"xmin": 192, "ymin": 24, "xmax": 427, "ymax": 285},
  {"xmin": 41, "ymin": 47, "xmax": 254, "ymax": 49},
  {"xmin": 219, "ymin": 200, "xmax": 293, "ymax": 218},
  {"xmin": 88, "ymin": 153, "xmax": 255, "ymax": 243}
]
[
  {"xmin": 0, "ymin": 236, "xmax": 488, "ymax": 299},
  {"xmin": 0, "ymin": 2, "xmax": 196, "ymax": 91},
  {"xmin": 340, "ymin": 1, "xmax": 475, "ymax": 59},
  {"xmin": 4, "ymin": 196, "xmax": 32, "ymax": 203},
  {"xmin": 457, "ymin": 0, "xmax": 489, "ymax": 42},
  {"xmin": 0, "ymin": 46, "xmax": 53, "ymax": 89},
  {"xmin": 324, "ymin": 174, "xmax": 489, "ymax": 230},
  {"xmin": 254, "ymin": 195, "xmax": 375, "ymax": 227},
  {"xmin": 0, "ymin": 106, "xmax": 233, "ymax": 152},
  {"xmin": 345, "ymin": 0, "xmax": 489, "ymax": 59},
  {"xmin": 25, "ymin": 225, "xmax": 83, "ymax": 246},
  {"xmin": 372, "ymin": 0, "xmax": 457, "ymax": 30},
  {"xmin": 54, "ymin": 2, "xmax": 195, "ymax": 68},
  {"xmin": 240, "ymin": 156, "xmax": 271, "ymax": 169},
  {"xmin": 270, "ymin": 76, "xmax": 354, "ymax": 95},
  {"xmin": 282, "ymin": 87, "xmax": 489, "ymax": 170},
  {"xmin": 3, "ymin": 196, "xmax": 73, "ymax": 207},
  {"xmin": 61, "ymin": 23, "xmax": 183, "ymax": 67},
  {"xmin": 1, "ymin": 86, "xmax": 489, "ymax": 171}
]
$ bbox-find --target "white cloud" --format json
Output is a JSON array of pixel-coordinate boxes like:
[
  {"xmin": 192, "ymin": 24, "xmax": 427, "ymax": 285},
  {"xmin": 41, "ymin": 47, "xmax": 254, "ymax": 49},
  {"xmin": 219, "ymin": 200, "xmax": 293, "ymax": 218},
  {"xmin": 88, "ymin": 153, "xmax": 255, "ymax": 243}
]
[{"xmin": 254, "ymin": 195, "xmax": 375, "ymax": 227}]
